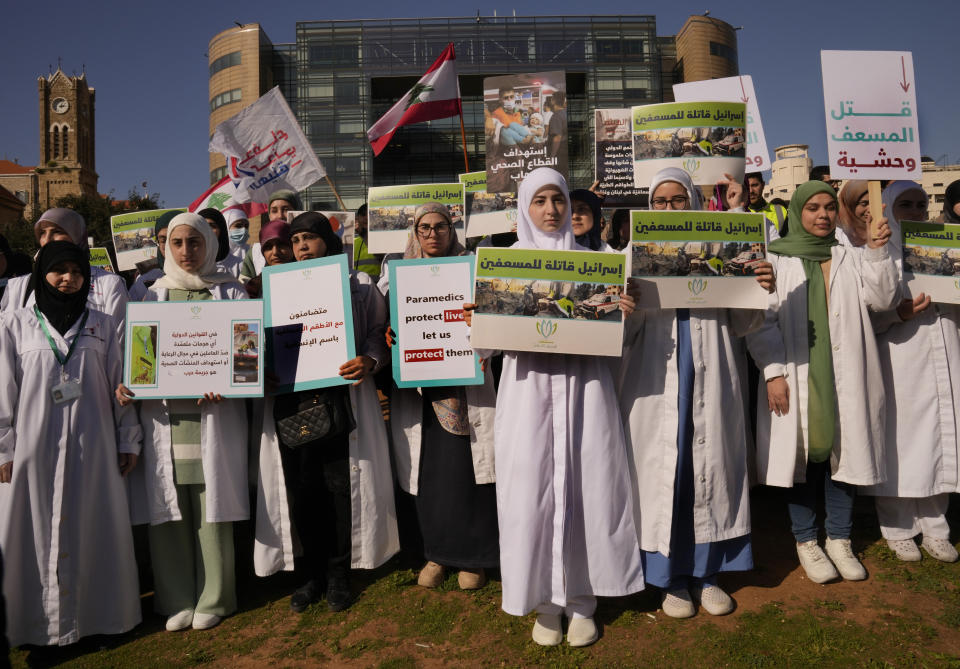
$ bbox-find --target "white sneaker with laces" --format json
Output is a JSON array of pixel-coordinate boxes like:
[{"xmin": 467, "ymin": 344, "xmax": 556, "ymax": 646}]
[
  {"xmin": 921, "ymin": 536, "xmax": 959, "ymax": 563},
  {"xmin": 824, "ymin": 537, "xmax": 867, "ymax": 581},
  {"xmin": 661, "ymin": 586, "xmax": 696, "ymax": 618},
  {"xmin": 692, "ymin": 581, "xmax": 734, "ymax": 616},
  {"xmin": 796, "ymin": 540, "xmax": 839, "ymax": 583},
  {"xmin": 887, "ymin": 538, "xmax": 922, "ymax": 562}
]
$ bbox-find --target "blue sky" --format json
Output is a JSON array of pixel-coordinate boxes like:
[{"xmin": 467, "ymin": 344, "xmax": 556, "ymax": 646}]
[{"xmin": 1, "ymin": 0, "xmax": 956, "ymax": 206}]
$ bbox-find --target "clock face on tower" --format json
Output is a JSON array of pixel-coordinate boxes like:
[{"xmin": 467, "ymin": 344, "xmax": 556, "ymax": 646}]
[{"xmin": 52, "ymin": 98, "xmax": 69, "ymax": 114}]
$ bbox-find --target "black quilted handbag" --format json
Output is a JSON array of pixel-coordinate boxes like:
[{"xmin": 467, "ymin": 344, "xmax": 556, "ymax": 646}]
[{"xmin": 273, "ymin": 386, "xmax": 356, "ymax": 449}]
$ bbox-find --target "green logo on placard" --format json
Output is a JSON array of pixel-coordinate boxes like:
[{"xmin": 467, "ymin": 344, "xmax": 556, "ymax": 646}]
[
  {"xmin": 536, "ymin": 319, "xmax": 558, "ymax": 339},
  {"xmin": 430, "ymin": 265, "xmax": 441, "ymax": 275},
  {"xmin": 190, "ymin": 305, "xmax": 202, "ymax": 319},
  {"xmin": 683, "ymin": 158, "xmax": 701, "ymax": 175},
  {"xmin": 688, "ymin": 278, "xmax": 707, "ymax": 295},
  {"xmin": 301, "ymin": 269, "xmax": 312, "ymax": 279},
  {"xmin": 955, "ymin": 280, "xmax": 960, "ymax": 290}
]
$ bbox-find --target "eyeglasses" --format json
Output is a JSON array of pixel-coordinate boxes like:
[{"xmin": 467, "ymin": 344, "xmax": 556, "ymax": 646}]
[
  {"xmin": 651, "ymin": 196, "xmax": 690, "ymax": 210},
  {"xmin": 416, "ymin": 223, "xmax": 452, "ymax": 237}
]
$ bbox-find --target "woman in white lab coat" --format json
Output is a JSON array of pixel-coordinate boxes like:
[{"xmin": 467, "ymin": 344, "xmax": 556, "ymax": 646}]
[
  {"xmin": 0, "ymin": 241, "xmax": 141, "ymax": 647},
  {"xmin": 847, "ymin": 181, "xmax": 959, "ymax": 563},
  {"xmin": 619, "ymin": 168, "xmax": 773, "ymax": 619},
  {"xmin": 747, "ymin": 180, "xmax": 900, "ymax": 584},
  {"xmin": 119, "ymin": 212, "xmax": 249, "ymax": 633},
  {"xmin": 470, "ymin": 167, "xmax": 644, "ymax": 648}
]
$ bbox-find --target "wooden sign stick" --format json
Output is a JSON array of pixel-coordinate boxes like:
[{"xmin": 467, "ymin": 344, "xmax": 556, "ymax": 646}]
[{"xmin": 868, "ymin": 180, "xmax": 883, "ymax": 242}]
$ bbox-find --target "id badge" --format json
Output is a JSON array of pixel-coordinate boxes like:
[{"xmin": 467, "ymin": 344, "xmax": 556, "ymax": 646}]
[{"xmin": 51, "ymin": 379, "xmax": 82, "ymax": 404}]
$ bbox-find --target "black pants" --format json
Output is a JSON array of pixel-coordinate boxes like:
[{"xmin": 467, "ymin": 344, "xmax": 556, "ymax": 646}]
[{"xmin": 279, "ymin": 437, "xmax": 352, "ymax": 582}]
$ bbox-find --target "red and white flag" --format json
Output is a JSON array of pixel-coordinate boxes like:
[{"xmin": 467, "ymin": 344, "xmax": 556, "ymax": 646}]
[
  {"xmin": 367, "ymin": 43, "xmax": 462, "ymax": 156},
  {"xmin": 188, "ymin": 176, "xmax": 268, "ymax": 218}
]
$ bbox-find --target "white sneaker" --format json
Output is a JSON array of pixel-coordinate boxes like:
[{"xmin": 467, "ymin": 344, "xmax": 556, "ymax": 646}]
[
  {"xmin": 531, "ymin": 613, "xmax": 562, "ymax": 646},
  {"xmin": 691, "ymin": 581, "xmax": 734, "ymax": 616},
  {"xmin": 165, "ymin": 608, "xmax": 194, "ymax": 632},
  {"xmin": 887, "ymin": 538, "xmax": 922, "ymax": 562},
  {"xmin": 661, "ymin": 586, "xmax": 696, "ymax": 618},
  {"xmin": 824, "ymin": 537, "xmax": 867, "ymax": 581},
  {"xmin": 566, "ymin": 616, "xmax": 598, "ymax": 647},
  {"xmin": 191, "ymin": 612, "xmax": 222, "ymax": 630},
  {"xmin": 796, "ymin": 540, "xmax": 839, "ymax": 583},
  {"xmin": 921, "ymin": 536, "xmax": 960, "ymax": 563}
]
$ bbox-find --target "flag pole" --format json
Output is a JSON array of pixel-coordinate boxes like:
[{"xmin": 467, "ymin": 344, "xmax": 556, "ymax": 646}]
[
  {"xmin": 325, "ymin": 175, "xmax": 347, "ymax": 211},
  {"xmin": 457, "ymin": 106, "xmax": 470, "ymax": 173}
]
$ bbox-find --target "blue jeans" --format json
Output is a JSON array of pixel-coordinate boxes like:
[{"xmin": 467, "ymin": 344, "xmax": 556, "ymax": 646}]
[
  {"xmin": 787, "ymin": 460, "xmax": 855, "ymax": 543},
  {"xmin": 499, "ymin": 122, "xmax": 530, "ymax": 145}
]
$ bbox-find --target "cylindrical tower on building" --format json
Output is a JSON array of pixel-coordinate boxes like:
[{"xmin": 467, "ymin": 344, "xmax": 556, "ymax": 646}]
[{"xmin": 675, "ymin": 14, "xmax": 739, "ymax": 83}]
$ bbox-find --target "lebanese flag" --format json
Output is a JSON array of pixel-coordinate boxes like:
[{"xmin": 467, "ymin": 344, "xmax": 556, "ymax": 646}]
[
  {"xmin": 188, "ymin": 176, "xmax": 269, "ymax": 217},
  {"xmin": 367, "ymin": 43, "xmax": 461, "ymax": 156}
]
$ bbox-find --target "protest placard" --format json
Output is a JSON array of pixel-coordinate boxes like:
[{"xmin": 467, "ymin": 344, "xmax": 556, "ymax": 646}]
[
  {"xmin": 631, "ymin": 101, "xmax": 746, "ymax": 188},
  {"xmin": 459, "ymin": 171, "xmax": 517, "ymax": 237},
  {"xmin": 630, "ymin": 210, "xmax": 768, "ymax": 309},
  {"xmin": 110, "ymin": 208, "xmax": 180, "ymax": 271},
  {"xmin": 900, "ymin": 221, "xmax": 960, "ymax": 304},
  {"xmin": 367, "ymin": 183, "xmax": 465, "ymax": 254},
  {"xmin": 261, "ymin": 255, "xmax": 356, "ymax": 393},
  {"xmin": 484, "ymin": 71, "xmax": 567, "ymax": 193},
  {"xmin": 595, "ymin": 109, "xmax": 647, "ymax": 207},
  {"xmin": 673, "ymin": 75, "xmax": 771, "ymax": 173},
  {"xmin": 89, "ymin": 247, "xmax": 115, "ymax": 272},
  {"xmin": 388, "ymin": 257, "xmax": 483, "ymax": 388},
  {"xmin": 821, "ymin": 50, "xmax": 921, "ymax": 181},
  {"xmin": 470, "ymin": 247, "xmax": 625, "ymax": 356},
  {"xmin": 124, "ymin": 300, "xmax": 264, "ymax": 399}
]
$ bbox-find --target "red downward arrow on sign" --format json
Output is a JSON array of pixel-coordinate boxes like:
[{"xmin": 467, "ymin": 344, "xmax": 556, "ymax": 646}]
[
  {"xmin": 739, "ymin": 76, "xmax": 750, "ymax": 103},
  {"xmin": 900, "ymin": 56, "xmax": 911, "ymax": 93}
]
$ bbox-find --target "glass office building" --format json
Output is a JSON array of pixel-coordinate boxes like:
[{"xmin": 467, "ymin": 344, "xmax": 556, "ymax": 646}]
[{"xmin": 209, "ymin": 15, "xmax": 737, "ymax": 211}]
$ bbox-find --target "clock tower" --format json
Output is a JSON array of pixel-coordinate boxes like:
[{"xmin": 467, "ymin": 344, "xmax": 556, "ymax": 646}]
[{"xmin": 36, "ymin": 68, "xmax": 98, "ymax": 205}]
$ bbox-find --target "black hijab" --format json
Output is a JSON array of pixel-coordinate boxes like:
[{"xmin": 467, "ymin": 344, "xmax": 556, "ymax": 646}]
[
  {"xmin": 32, "ymin": 240, "xmax": 91, "ymax": 335},
  {"xmin": 570, "ymin": 189, "xmax": 604, "ymax": 251},
  {"xmin": 290, "ymin": 212, "xmax": 343, "ymax": 256},
  {"xmin": 198, "ymin": 208, "xmax": 231, "ymax": 261},
  {"xmin": 944, "ymin": 180, "xmax": 960, "ymax": 224}
]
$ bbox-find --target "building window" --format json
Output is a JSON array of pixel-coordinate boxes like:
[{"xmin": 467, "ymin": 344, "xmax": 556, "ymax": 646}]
[
  {"xmin": 15, "ymin": 190, "xmax": 28, "ymax": 204},
  {"xmin": 210, "ymin": 88, "xmax": 242, "ymax": 112},
  {"xmin": 62, "ymin": 126, "xmax": 69, "ymax": 159},
  {"xmin": 210, "ymin": 51, "xmax": 241, "ymax": 77},
  {"xmin": 210, "ymin": 165, "xmax": 227, "ymax": 183},
  {"xmin": 934, "ymin": 182, "xmax": 944, "ymax": 187},
  {"xmin": 595, "ymin": 39, "xmax": 644, "ymax": 61},
  {"xmin": 709, "ymin": 41, "xmax": 737, "ymax": 64},
  {"xmin": 51, "ymin": 126, "xmax": 59, "ymax": 159}
]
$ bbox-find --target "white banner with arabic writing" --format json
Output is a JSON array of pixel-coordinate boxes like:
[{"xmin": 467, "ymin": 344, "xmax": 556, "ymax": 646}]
[
  {"xmin": 821, "ymin": 50, "xmax": 921, "ymax": 181},
  {"xmin": 209, "ymin": 87, "xmax": 326, "ymax": 203}
]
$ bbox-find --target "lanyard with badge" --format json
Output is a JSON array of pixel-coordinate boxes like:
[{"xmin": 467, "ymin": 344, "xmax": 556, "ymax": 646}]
[{"xmin": 34, "ymin": 305, "xmax": 88, "ymax": 404}]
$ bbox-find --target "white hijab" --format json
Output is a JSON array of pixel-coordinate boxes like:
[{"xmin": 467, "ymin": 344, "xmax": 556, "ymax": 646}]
[
  {"xmin": 648, "ymin": 167, "xmax": 703, "ymax": 211},
  {"xmin": 154, "ymin": 213, "xmax": 236, "ymax": 290},
  {"xmin": 515, "ymin": 168, "xmax": 576, "ymax": 250},
  {"xmin": 881, "ymin": 180, "xmax": 928, "ymax": 254}
]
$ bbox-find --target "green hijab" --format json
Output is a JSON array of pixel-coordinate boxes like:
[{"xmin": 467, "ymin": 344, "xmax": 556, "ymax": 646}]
[{"xmin": 769, "ymin": 180, "xmax": 839, "ymax": 463}]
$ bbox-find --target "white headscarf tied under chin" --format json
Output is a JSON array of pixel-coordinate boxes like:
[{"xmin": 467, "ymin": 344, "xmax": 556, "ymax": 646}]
[
  {"xmin": 516, "ymin": 168, "xmax": 576, "ymax": 250},
  {"xmin": 154, "ymin": 212, "xmax": 236, "ymax": 290},
  {"xmin": 881, "ymin": 180, "xmax": 928, "ymax": 254},
  {"xmin": 648, "ymin": 167, "xmax": 703, "ymax": 211}
]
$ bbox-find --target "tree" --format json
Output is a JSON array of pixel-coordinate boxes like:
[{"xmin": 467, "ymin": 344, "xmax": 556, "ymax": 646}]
[
  {"xmin": 123, "ymin": 188, "xmax": 163, "ymax": 213},
  {"xmin": 53, "ymin": 192, "xmax": 116, "ymax": 248}
]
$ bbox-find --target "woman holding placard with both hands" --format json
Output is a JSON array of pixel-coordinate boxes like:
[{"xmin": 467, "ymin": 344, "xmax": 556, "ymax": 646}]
[
  {"xmin": 1, "ymin": 241, "xmax": 142, "ymax": 646},
  {"xmin": 618, "ymin": 168, "xmax": 775, "ymax": 619},
  {"xmin": 254, "ymin": 212, "xmax": 398, "ymax": 614},
  {"xmin": 465, "ymin": 168, "xmax": 643, "ymax": 648},
  {"xmin": 380, "ymin": 203, "xmax": 499, "ymax": 591},
  {"xmin": 840, "ymin": 182, "xmax": 958, "ymax": 563},
  {"xmin": 117, "ymin": 212, "xmax": 249, "ymax": 632},
  {"xmin": 746, "ymin": 181, "xmax": 900, "ymax": 584}
]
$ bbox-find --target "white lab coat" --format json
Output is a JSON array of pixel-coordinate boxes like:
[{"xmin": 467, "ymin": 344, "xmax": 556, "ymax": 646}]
[
  {"xmin": 1, "ymin": 267, "xmax": 129, "ymax": 342},
  {"xmin": 490, "ymin": 350, "xmax": 644, "ymax": 616},
  {"xmin": 619, "ymin": 307, "xmax": 763, "ymax": 556},
  {"xmin": 746, "ymin": 244, "xmax": 900, "ymax": 487},
  {"xmin": 127, "ymin": 282, "xmax": 250, "ymax": 525},
  {"xmin": 0, "ymin": 308, "xmax": 142, "ymax": 646},
  {"xmin": 839, "ymin": 225, "xmax": 960, "ymax": 497},
  {"xmin": 376, "ymin": 269, "xmax": 496, "ymax": 494},
  {"xmin": 254, "ymin": 272, "xmax": 400, "ymax": 575}
]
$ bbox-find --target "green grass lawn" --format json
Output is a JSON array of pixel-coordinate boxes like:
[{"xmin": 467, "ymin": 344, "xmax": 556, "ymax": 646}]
[{"xmin": 9, "ymin": 489, "xmax": 960, "ymax": 668}]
